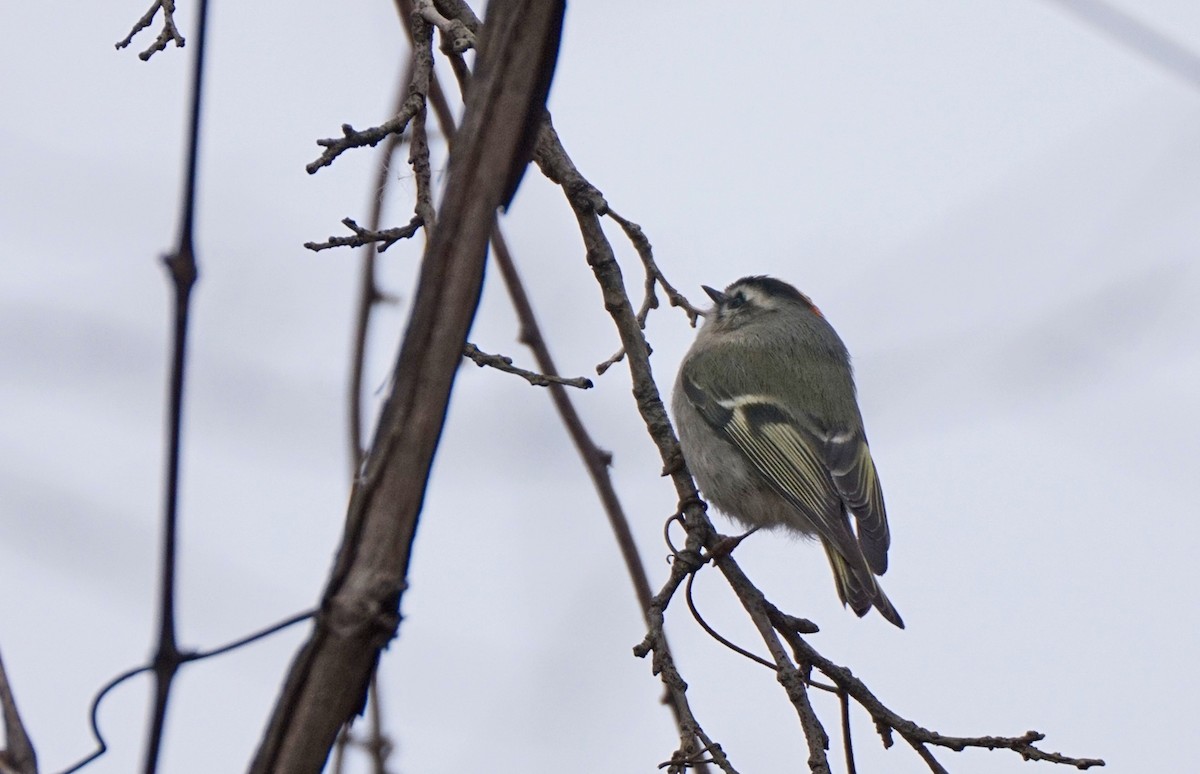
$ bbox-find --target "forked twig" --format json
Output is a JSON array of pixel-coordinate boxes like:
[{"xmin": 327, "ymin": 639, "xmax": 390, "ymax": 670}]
[
  {"xmin": 305, "ymin": 217, "xmax": 424, "ymax": 253},
  {"xmin": 115, "ymin": 0, "xmax": 185, "ymax": 60},
  {"xmin": 306, "ymin": 14, "xmax": 436, "ymax": 174}
]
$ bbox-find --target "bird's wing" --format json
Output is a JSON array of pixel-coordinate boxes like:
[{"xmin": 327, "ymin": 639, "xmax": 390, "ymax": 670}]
[
  {"xmin": 823, "ymin": 428, "xmax": 890, "ymax": 574},
  {"xmin": 680, "ymin": 370, "xmax": 865, "ymax": 565}
]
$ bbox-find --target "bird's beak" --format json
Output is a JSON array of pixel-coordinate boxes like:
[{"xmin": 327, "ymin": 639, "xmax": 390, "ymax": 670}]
[{"xmin": 702, "ymin": 285, "xmax": 727, "ymax": 305}]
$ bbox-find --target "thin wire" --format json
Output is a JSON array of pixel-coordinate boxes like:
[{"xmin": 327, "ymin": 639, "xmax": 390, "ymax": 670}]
[
  {"xmin": 57, "ymin": 610, "xmax": 315, "ymax": 774},
  {"xmin": 683, "ymin": 573, "xmax": 776, "ymax": 670},
  {"xmin": 840, "ymin": 689, "xmax": 858, "ymax": 774}
]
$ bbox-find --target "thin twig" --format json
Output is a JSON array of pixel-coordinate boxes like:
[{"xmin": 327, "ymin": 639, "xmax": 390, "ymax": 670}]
[
  {"xmin": 716, "ymin": 555, "xmax": 831, "ymax": 773},
  {"xmin": 410, "ymin": 19, "xmax": 710, "ymax": 765},
  {"xmin": 305, "ymin": 216, "xmax": 424, "ymax": 253},
  {"xmin": 607, "ymin": 209, "xmax": 704, "ymax": 328},
  {"xmin": 347, "ymin": 56, "xmax": 417, "ymax": 467},
  {"xmin": 330, "ymin": 725, "xmax": 351, "ymax": 774},
  {"xmin": 463, "ymin": 343, "xmax": 592, "ymax": 388},
  {"xmin": 115, "ymin": 0, "xmax": 185, "ymax": 60},
  {"xmin": 589, "ymin": 208, "xmax": 704, "ymax": 375},
  {"xmin": 534, "ymin": 107, "xmax": 813, "ymax": 774},
  {"xmin": 633, "ymin": 548, "xmax": 739, "ymax": 774},
  {"xmin": 419, "ymin": 5, "xmax": 727, "ymax": 769},
  {"xmin": 365, "ymin": 677, "xmax": 390, "ymax": 773},
  {"xmin": 306, "ymin": 15, "xmax": 435, "ymax": 175},
  {"xmin": 778, "ymin": 615, "xmax": 1105, "ymax": 769},
  {"xmin": 410, "ymin": 0, "xmax": 665, "ymax": 670},
  {"xmin": 409, "ymin": 104, "xmax": 437, "ymax": 233}
]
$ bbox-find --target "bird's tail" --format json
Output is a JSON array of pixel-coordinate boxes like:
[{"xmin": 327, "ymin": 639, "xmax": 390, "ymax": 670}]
[{"xmin": 823, "ymin": 543, "xmax": 905, "ymax": 629}]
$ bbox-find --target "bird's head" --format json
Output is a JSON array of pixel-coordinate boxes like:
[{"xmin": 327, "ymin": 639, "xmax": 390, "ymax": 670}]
[{"xmin": 700, "ymin": 275, "xmax": 822, "ymax": 334}]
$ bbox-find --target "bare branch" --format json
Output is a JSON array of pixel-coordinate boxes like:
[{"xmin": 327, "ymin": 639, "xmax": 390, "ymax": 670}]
[
  {"xmin": 306, "ymin": 16, "xmax": 436, "ymax": 174},
  {"xmin": 771, "ymin": 610, "xmax": 1106, "ymax": 770},
  {"xmin": 407, "ymin": 6, "xmax": 708, "ymax": 763},
  {"xmin": 463, "ymin": 342, "xmax": 592, "ymax": 388},
  {"xmin": 348, "ymin": 54, "xmax": 417, "ymax": 467},
  {"xmin": 115, "ymin": 0, "xmax": 185, "ymax": 60},
  {"xmin": 250, "ymin": 3, "xmax": 566, "ymax": 769},
  {"xmin": 408, "ymin": 103, "xmax": 437, "ymax": 233},
  {"xmin": 607, "ymin": 209, "xmax": 705, "ymax": 327},
  {"xmin": 532, "ymin": 95, "xmax": 1105, "ymax": 772},
  {"xmin": 585, "ymin": 210, "xmax": 704, "ymax": 374},
  {"xmin": 305, "ymin": 217, "xmax": 424, "ymax": 253},
  {"xmin": 634, "ymin": 547, "xmax": 739, "ymax": 774}
]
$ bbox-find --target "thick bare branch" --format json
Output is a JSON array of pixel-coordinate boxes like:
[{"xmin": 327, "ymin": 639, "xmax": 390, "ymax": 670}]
[
  {"xmin": 249, "ymin": 3, "xmax": 565, "ymax": 771},
  {"xmin": 0, "ymin": 649, "xmax": 37, "ymax": 774}
]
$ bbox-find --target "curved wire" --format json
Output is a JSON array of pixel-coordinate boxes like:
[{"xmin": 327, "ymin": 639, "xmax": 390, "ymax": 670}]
[
  {"xmin": 55, "ymin": 609, "xmax": 316, "ymax": 774},
  {"xmin": 663, "ymin": 511, "xmax": 686, "ymax": 560},
  {"xmin": 684, "ymin": 572, "xmax": 776, "ymax": 670}
]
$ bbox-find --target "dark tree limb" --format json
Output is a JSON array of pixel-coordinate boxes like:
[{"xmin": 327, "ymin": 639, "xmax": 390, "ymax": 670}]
[
  {"xmin": 248, "ymin": 3, "xmax": 565, "ymax": 772},
  {"xmin": 0, "ymin": 649, "xmax": 37, "ymax": 774},
  {"xmin": 137, "ymin": 0, "xmax": 211, "ymax": 771}
]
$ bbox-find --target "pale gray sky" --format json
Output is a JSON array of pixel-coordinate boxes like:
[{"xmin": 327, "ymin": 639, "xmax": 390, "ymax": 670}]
[{"xmin": 2, "ymin": 2, "xmax": 1199, "ymax": 772}]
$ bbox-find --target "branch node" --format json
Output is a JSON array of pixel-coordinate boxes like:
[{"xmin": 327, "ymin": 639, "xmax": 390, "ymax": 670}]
[{"xmin": 417, "ymin": 0, "xmax": 476, "ymax": 53}]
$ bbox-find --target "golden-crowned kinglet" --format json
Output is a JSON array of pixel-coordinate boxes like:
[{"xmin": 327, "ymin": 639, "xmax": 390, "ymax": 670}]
[{"xmin": 673, "ymin": 276, "xmax": 903, "ymax": 627}]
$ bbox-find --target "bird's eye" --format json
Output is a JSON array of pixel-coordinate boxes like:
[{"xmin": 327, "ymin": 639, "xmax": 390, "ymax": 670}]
[{"xmin": 727, "ymin": 293, "xmax": 746, "ymax": 309}]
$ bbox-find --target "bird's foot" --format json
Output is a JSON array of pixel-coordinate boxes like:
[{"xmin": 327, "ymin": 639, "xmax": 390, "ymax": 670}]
[{"xmin": 704, "ymin": 527, "xmax": 760, "ymax": 561}]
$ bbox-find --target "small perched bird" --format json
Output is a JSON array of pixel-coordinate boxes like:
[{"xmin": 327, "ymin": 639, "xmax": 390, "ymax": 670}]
[{"xmin": 673, "ymin": 276, "xmax": 903, "ymax": 627}]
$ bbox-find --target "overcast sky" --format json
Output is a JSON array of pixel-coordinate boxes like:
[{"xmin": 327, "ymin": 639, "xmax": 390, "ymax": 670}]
[{"xmin": 3, "ymin": 1, "xmax": 1199, "ymax": 772}]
